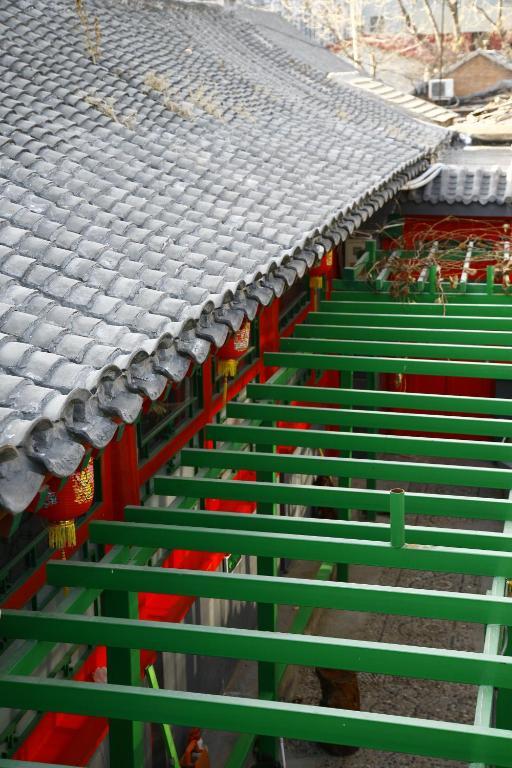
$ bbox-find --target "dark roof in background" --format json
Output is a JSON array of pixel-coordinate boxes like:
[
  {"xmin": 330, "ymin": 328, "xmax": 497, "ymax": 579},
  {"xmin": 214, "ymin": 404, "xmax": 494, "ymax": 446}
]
[
  {"xmin": 0, "ymin": 0, "xmax": 448, "ymax": 513},
  {"xmin": 236, "ymin": 6, "xmax": 356, "ymax": 74},
  {"xmin": 405, "ymin": 146, "xmax": 512, "ymax": 206},
  {"xmin": 445, "ymin": 48, "xmax": 512, "ymax": 75}
]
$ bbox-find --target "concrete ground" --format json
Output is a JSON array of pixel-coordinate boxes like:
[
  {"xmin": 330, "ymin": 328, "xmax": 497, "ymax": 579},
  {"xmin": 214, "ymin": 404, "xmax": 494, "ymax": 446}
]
[{"xmin": 203, "ymin": 455, "xmax": 505, "ymax": 768}]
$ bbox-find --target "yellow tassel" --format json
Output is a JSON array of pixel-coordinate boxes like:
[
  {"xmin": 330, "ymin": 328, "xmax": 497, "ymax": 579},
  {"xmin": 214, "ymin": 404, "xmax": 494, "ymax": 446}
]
[
  {"xmin": 309, "ymin": 276, "xmax": 323, "ymax": 290},
  {"xmin": 48, "ymin": 520, "xmax": 77, "ymax": 550},
  {"xmin": 217, "ymin": 359, "xmax": 238, "ymax": 378}
]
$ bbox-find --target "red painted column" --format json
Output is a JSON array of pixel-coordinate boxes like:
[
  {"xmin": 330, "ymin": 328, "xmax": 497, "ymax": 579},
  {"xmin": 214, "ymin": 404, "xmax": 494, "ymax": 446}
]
[
  {"xmin": 259, "ymin": 300, "xmax": 280, "ymax": 382},
  {"xmin": 108, "ymin": 424, "xmax": 140, "ymax": 518}
]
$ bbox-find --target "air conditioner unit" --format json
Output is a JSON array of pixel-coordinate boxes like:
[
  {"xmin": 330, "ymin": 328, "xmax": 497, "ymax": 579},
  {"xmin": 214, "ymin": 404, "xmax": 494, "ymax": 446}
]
[{"xmin": 428, "ymin": 78, "xmax": 454, "ymax": 102}]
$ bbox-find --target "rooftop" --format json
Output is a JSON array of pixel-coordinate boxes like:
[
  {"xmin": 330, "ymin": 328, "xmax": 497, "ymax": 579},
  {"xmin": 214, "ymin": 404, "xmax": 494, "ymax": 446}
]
[
  {"xmin": 0, "ymin": 0, "xmax": 448, "ymax": 513},
  {"xmin": 406, "ymin": 145, "xmax": 512, "ymax": 206}
]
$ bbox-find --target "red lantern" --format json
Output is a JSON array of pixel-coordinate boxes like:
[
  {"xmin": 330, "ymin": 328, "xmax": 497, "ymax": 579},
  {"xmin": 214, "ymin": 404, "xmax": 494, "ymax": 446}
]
[
  {"xmin": 37, "ymin": 459, "xmax": 95, "ymax": 549},
  {"xmin": 309, "ymin": 250, "xmax": 334, "ymax": 288},
  {"xmin": 216, "ymin": 320, "xmax": 251, "ymax": 403},
  {"xmin": 217, "ymin": 320, "xmax": 251, "ymax": 377}
]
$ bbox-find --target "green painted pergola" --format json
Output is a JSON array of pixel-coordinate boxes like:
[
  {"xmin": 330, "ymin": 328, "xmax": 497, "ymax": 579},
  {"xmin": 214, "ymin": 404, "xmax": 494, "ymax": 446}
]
[{"xmin": 3, "ymin": 246, "xmax": 512, "ymax": 768}]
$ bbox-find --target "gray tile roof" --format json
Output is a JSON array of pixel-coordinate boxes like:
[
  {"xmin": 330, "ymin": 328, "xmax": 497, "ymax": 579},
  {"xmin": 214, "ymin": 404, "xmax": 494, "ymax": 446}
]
[
  {"xmin": 0, "ymin": 0, "xmax": 448, "ymax": 513},
  {"xmin": 329, "ymin": 73, "xmax": 458, "ymax": 126},
  {"xmin": 406, "ymin": 147, "xmax": 512, "ymax": 205},
  {"xmin": 235, "ymin": 6, "xmax": 356, "ymax": 74}
]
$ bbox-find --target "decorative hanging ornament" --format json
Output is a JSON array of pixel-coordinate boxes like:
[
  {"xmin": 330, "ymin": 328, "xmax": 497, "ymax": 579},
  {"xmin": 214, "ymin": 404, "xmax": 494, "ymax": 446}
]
[
  {"xmin": 309, "ymin": 250, "xmax": 334, "ymax": 287},
  {"xmin": 310, "ymin": 251, "xmax": 334, "ymax": 309},
  {"xmin": 217, "ymin": 320, "xmax": 251, "ymax": 403},
  {"xmin": 38, "ymin": 458, "xmax": 95, "ymax": 549}
]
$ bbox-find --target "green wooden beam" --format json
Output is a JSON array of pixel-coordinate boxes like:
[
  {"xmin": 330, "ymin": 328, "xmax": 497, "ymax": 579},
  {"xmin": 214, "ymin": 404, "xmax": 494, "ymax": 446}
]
[
  {"xmin": 227, "ymin": 401, "xmax": 512, "ymax": 439},
  {"xmin": 319, "ymin": 300, "xmax": 512, "ymax": 316},
  {"xmin": 154, "ymin": 476, "xmax": 510, "ymax": 522},
  {"xmin": 0, "ymin": 545, "xmax": 155, "ymax": 677},
  {"xmin": 0, "ymin": 763, "xmax": 82, "ymax": 768},
  {"xmin": 89, "ymin": 521, "xmax": 512, "ymax": 578},
  {"xmin": 5, "ymin": 609, "xmax": 512, "ymax": 688},
  {"xmin": 264, "ymin": 351, "xmax": 512, "ymax": 380},
  {"xmin": 246, "ymin": 384, "xmax": 512, "ymax": 417},
  {"xmin": 328, "ymin": 290, "xmax": 512, "ymax": 305},
  {"xmin": 281, "ymin": 335, "xmax": 512, "ymax": 363},
  {"xmin": 46, "ymin": 562, "xmax": 512, "ymax": 625},
  {"xmin": 206, "ymin": 423, "xmax": 512, "ymax": 468},
  {"xmin": 124, "ymin": 506, "xmax": 512, "ymax": 553},
  {"xmin": 307, "ymin": 311, "xmax": 512, "ymax": 331},
  {"xmin": 296, "ymin": 323, "xmax": 512, "ymax": 347},
  {"xmin": 3, "ymin": 676, "xmax": 512, "ymax": 766},
  {"xmin": 181, "ymin": 447, "xmax": 511, "ymax": 490}
]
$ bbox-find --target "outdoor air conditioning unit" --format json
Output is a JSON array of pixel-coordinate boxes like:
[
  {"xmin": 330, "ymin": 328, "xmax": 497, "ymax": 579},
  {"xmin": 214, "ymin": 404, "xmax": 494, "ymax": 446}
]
[{"xmin": 428, "ymin": 78, "xmax": 454, "ymax": 102}]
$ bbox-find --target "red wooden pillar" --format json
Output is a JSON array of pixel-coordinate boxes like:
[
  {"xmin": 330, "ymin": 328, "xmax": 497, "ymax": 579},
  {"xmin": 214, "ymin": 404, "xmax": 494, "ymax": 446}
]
[
  {"xmin": 259, "ymin": 300, "xmax": 280, "ymax": 382},
  {"xmin": 107, "ymin": 424, "xmax": 140, "ymax": 518}
]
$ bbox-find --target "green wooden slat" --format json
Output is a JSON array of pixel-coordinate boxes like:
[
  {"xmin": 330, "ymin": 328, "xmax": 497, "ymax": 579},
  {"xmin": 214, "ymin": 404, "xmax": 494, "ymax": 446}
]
[
  {"xmin": 0, "ymin": 763, "xmax": 82, "ymax": 768},
  {"xmin": 154, "ymin": 476, "xmax": 511, "ymax": 522},
  {"xmin": 281, "ymin": 336, "xmax": 512, "ymax": 363},
  {"xmin": 227, "ymin": 401, "xmax": 512, "ymax": 439},
  {"xmin": 180, "ymin": 447, "xmax": 512, "ymax": 490},
  {"xmin": 89, "ymin": 521, "xmax": 512, "ymax": 578},
  {"xmin": 3, "ymin": 610, "xmax": 512, "ymax": 689},
  {"xmin": 46, "ymin": 562, "xmax": 512, "ymax": 625},
  {"xmin": 124, "ymin": 506, "xmax": 512, "ymax": 553},
  {"xmin": 307, "ymin": 311, "xmax": 512, "ymax": 331},
  {"xmin": 206, "ymin": 423, "xmax": 512, "ymax": 464},
  {"xmin": 329, "ymin": 290, "xmax": 512, "ymax": 304},
  {"xmin": 0, "ymin": 545, "xmax": 155, "ymax": 677},
  {"xmin": 296, "ymin": 323, "xmax": 512, "ymax": 347},
  {"xmin": 320, "ymin": 300, "xmax": 512, "ymax": 317},
  {"xmin": 247, "ymin": 383, "xmax": 512, "ymax": 417},
  {"xmin": 4, "ymin": 676, "xmax": 512, "ymax": 766},
  {"xmin": 264, "ymin": 351, "xmax": 512, "ymax": 380}
]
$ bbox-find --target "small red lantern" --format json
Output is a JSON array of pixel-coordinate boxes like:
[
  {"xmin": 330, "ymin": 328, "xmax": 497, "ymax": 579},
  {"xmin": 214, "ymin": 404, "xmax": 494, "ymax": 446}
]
[
  {"xmin": 217, "ymin": 320, "xmax": 251, "ymax": 402},
  {"xmin": 38, "ymin": 459, "xmax": 95, "ymax": 549},
  {"xmin": 309, "ymin": 250, "xmax": 334, "ymax": 288}
]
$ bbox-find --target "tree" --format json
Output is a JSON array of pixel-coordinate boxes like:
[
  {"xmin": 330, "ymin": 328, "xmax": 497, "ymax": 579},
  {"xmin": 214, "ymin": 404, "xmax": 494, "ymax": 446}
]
[{"xmin": 258, "ymin": 0, "xmax": 512, "ymax": 89}]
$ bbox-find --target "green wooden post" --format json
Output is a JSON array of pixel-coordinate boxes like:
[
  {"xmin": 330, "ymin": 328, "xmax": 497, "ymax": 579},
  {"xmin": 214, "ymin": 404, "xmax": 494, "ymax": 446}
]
[
  {"xmin": 336, "ymin": 371, "xmax": 353, "ymax": 581},
  {"xmin": 428, "ymin": 265, "xmax": 438, "ymax": 295},
  {"xmin": 487, "ymin": 265, "xmax": 495, "ymax": 295},
  {"xmin": 102, "ymin": 590, "xmax": 144, "ymax": 768},
  {"xmin": 494, "ymin": 580, "xmax": 512, "ymax": 768},
  {"xmin": 365, "ymin": 371, "xmax": 378, "ymax": 523},
  {"xmin": 390, "ymin": 489, "xmax": 406, "ymax": 549},
  {"xmin": 366, "ymin": 239, "xmax": 377, "ymax": 271},
  {"xmin": 255, "ymin": 427, "xmax": 278, "ymax": 764}
]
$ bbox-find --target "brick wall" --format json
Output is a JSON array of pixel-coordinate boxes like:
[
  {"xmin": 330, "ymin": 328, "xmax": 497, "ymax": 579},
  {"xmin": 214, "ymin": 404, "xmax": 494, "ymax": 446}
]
[{"xmin": 452, "ymin": 55, "xmax": 510, "ymax": 97}]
